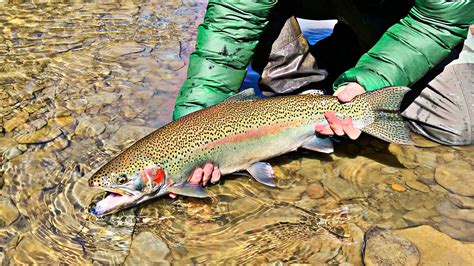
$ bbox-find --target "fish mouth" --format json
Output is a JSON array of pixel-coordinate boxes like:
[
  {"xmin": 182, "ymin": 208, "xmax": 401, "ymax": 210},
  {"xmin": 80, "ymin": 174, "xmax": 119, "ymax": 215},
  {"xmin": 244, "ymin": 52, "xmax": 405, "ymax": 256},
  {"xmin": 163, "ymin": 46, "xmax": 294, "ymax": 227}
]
[{"xmin": 90, "ymin": 190, "xmax": 143, "ymax": 217}]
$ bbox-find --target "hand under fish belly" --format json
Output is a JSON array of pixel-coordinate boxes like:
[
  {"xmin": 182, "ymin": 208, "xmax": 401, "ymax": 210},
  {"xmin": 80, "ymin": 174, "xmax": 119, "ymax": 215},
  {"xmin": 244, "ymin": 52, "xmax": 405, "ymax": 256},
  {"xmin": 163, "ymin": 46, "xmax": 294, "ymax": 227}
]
[{"xmin": 88, "ymin": 87, "xmax": 413, "ymax": 216}]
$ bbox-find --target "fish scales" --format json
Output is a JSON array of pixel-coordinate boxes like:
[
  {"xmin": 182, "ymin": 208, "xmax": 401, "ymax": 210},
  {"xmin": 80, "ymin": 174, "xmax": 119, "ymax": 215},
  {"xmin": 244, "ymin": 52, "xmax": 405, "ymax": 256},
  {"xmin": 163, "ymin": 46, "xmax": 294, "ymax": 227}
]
[
  {"xmin": 88, "ymin": 86, "xmax": 412, "ymax": 216},
  {"xmin": 91, "ymin": 94, "xmax": 366, "ymax": 183}
]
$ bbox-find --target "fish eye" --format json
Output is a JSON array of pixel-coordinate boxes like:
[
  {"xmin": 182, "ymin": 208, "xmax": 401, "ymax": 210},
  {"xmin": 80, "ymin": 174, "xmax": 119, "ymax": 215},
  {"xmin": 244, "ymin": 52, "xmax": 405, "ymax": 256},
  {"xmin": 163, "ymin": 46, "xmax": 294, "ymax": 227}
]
[{"xmin": 117, "ymin": 174, "xmax": 128, "ymax": 184}]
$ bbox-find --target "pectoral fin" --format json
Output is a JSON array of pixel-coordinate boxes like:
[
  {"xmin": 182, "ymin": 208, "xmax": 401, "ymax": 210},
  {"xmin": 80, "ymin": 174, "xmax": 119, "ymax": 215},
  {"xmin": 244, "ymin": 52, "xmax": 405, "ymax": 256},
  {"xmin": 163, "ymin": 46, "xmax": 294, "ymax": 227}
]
[
  {"xmin": 302, "ymin": 136, "xmax": 334, "ymax": 153},
  {"xmin": 168, "ymin": 183, "xmax": 210, "ymax": 198},
  {"xmin": 247, "ymin": 162, "xmax": 276, "ymax": 187}
]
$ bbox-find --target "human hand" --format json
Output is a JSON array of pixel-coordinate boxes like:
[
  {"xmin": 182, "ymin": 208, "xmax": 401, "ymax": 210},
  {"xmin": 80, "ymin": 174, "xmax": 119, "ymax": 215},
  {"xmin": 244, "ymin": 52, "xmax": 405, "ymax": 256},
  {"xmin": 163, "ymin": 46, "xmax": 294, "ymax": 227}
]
[
  {"xmin": 169, "ymin": 162, "xmax": 221, "ymax": 198},
  {"xmin": 315, "ymin": 83, "xmax": 365, "ymax": 140}
]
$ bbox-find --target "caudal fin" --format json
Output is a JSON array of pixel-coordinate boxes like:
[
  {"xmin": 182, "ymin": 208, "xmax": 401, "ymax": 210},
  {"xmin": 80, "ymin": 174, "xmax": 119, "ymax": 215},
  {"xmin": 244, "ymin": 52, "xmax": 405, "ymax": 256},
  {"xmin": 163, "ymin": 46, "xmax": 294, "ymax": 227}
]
[{"xmin": 356, "ymin": 86, "xmax": 414, "ymax": 145}]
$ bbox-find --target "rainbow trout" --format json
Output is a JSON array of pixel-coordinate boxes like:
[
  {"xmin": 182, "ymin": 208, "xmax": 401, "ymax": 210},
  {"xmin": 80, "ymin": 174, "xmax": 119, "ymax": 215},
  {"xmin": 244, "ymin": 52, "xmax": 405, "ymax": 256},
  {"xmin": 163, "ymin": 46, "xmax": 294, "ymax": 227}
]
[{"xmin": 89, "ymin": 86, "xmax": 412, "ymax": 216}]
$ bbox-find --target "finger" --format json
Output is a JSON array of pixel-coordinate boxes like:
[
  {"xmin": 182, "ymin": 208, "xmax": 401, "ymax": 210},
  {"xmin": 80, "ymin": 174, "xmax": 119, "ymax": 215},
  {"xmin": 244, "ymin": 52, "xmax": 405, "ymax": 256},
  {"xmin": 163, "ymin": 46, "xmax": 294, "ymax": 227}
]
[
  {"xmin": 342, "ymin": 117, "xmax": 362, "ymax": 140},
  {"xmin": 324, "ymin": 112, "xmax": 344, "ymax": 136},
  {"xmin": 169, "ymin": 192, "xmax": 177, "ymax": 199},
  {"xmin": 315, "ymin": 124, "xmax": 334, "ymax": 135},
  {"xmin": 334, "ymin": 83, "xmax": 365, "ymax": 102},
  {"xmin": 189, "ymin": 168, "xmax": 204, "ymax": 184},
  {"xmin": 210, "ymin": 167, "xmax": 221, "ymax": 184},
  {"xmin": 202, "ymin": 163, "xmax": 214, "ymax": 186}
]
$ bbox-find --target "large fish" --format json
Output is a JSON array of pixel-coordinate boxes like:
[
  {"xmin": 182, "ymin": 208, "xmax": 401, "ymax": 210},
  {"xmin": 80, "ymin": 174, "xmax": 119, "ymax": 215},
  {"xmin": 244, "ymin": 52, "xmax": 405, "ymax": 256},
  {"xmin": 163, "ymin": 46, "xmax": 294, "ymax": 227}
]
[{"xmin": 89, "ymin": 86, "xmax": 413, "ymax": 216}]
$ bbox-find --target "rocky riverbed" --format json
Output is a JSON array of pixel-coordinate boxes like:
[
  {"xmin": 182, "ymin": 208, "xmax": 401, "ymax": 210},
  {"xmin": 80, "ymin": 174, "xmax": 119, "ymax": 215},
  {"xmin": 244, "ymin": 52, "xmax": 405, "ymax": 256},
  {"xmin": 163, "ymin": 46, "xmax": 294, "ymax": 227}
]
[{"xmin": 1, "ymin": 1, "xmax": 473, "ymax": 264}]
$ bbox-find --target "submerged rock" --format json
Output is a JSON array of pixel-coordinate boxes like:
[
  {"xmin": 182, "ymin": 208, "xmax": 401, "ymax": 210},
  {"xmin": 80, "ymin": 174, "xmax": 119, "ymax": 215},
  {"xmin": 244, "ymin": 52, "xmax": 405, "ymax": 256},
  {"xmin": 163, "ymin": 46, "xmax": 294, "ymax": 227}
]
[
  {"xmin": 437, "ymin": 199, "xmax": 474, "ymax": 223},
  {"xmin": 321, "ymin": 177, "xmax": 364, "ymax": 201},
  {"xmin": 306, "ymin": 182, "xmax": 325, "ymax": 199},
  {"xmin": 125, "ymin": 231, "xmax": 170, "ymax": 265},
  {"xmin": 111, "ymin": 125, "xmax": 155, "ymax": 146},
  {"xmin": 396, "ymin": 225, "xmax": 474, "ymax": 264},
  {"xmin": 3, "ymin": 111, "xmax": 29, "ymax": 132},
  {"xmin": 448, "ymin": 193, "xmax": 474, "ymax": 209},
  {"xmin": 405, "ymin": 180, "xmax": 430, "ymax": 193},
  {"xmin": 363, "ymin": 227, "xmax": 419, "ymax": 266},
  {"xmin": 402, "ymin": 208, "xmax": 437, "ymax": 225},
  {"xmin": 0, "ymin": 197, "xmax": 20, "ymax": 226},
  {"xmin": 435, "ymin": 161, "xmax": 474, "ymax": 196},
  {"xmin": 74, "ymin": 117, "xmax": 106, "ymax": 138},
  {"xmin": 14, "ymin": 126, "xmax": 62, "ymax": 144},
  {"xmin": 391, "ymin": 183, "xmax": 407, "ymax": 192}
]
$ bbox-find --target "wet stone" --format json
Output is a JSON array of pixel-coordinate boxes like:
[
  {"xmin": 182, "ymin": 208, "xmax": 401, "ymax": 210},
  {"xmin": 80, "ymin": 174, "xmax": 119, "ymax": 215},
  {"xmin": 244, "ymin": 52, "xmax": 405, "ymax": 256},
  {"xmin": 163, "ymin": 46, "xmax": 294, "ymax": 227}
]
[
  {"xmin": 403, "ymin": 208, "xmax": 437, "ymax": 225},
  {"xmin": 0, "ymin": 137, "xmax": 18, "ymax": 153},
  {"xmin": 111, "ymin": 125, "xmax": 155, "ymax": 146},
  {"xmin": 3, "ymin": 111, "xmax": 29, "ymax": 132},
  {"xmin": 306, "ymin": 182, "xmax": 325, "ymax": 199},
  {"xmin": 435, "ymin": 216, "xmax": 474, "ymax": 242},
  {"xmin": 405, "ymin": 180, "xmax": 430, "ymax": 193},
  {"xmin": 448, "ymin": 193, "xmax": 474, "ymax": 209},
  {"xmin": 435, "ymin": 161, "xmax": 474, "ymax": 196},
  {"xmin": 397, "ymin": 225, "xmax": 474, "ymax": 264},
  {"xmin": 74, "ymin": 117, "xmax": 106, "ymax": 138},
  {"xmin": 0, "ymin": 197, "xmax": 20, "ymax": 227},
  {"xmin": 363, "ymin": 227, "xmax": 420, "ymax": 266},
  {"xmin": 321, "ymin": 177, "xmax": 364, "ymax": 201},
  {"xmin": 3, "ymin": 146, "xmax": 25, "ymax": 160},
  {"xmin": 391, "ymin": 183, "xmax": 407, "ymax": 192},
  {"xmin": 441, "ymin": 152, "xmax": 456, "ymax": 162},
  {"xmin": 14, "ymin": 126, "xmax": 62, "ymax": 144},
  {"xmin": 414, "ymin": 150, "xmax": 438, "ymax": 168},
  {"xmin": 436, "ymin": 199, "xmax": 474, "ymax": 223},
  {"xmin": 125, "ymin": 231, "xmax": 170, "ymax": 265}
]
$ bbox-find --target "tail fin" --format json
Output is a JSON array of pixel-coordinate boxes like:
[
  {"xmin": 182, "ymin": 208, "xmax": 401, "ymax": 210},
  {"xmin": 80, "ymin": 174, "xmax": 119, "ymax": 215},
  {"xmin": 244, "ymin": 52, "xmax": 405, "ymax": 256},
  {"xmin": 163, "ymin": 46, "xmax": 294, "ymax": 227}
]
[{"xmin": 356, "ymin": 86, "xmax": 414, "ymax": 145}]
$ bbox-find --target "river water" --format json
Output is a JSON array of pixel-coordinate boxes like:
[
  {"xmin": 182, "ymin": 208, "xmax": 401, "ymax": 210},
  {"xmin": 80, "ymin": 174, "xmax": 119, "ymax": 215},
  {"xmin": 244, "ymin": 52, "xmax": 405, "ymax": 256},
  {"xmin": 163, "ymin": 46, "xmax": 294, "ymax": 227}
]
[{"xmin": 1, "ymin": 1, "xmax": 473, "ymax": 264}]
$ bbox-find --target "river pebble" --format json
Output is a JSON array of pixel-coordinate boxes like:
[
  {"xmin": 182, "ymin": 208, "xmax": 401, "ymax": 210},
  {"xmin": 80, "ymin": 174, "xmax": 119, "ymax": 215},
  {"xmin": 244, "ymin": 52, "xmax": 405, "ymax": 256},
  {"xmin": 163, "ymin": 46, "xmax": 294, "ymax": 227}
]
[
  {"xmin": 397, "ymin": 225, "xmax": 474, "ymax": 264},
  {"xmin": 111, "ymin": 125, "xmax": 155, "ymax": 146},
  {"xmin": 448, "ymin": 193, "xmax": 474, "ymax": 209},
  {"xmin": 0, "ymin": 197, "xmax": 20, "ymax": 226},
  {"xmin": 405, "ymin": 180, "xmax": 430, "ymax": 193},
  {"xmin": 435, "ymin": 161, "xmax": 474, "ymax": 196},
  {"xmin": 74, "ymin": 117, "xmax": 106, "ymax": 138},
  {"xmin": 436, "ymin": 199, "xmax": 474, "ymax": 223},
  {"xmin": 403, "ymin": 208, "xmax": 437, "ymax": 225},
  {"xmin": 3, "ymin": 146, "xmax": 26, "ymax": 160},
  {"xmin": 321, "ymin": 177, "xmax": 364, "ymax": 201},
  {"xmin": 391, "ymin": 183, "xmax": 407, "ymax": 192},
  {"xmin": 125, "ymin": 231, "xmax": 171, "ymax": 265},
  {"xmin": 15, "ymin": 126, "xmax": 62, "ymax": 144},
  {"xmin": 4, "ymin": 111, "xmax": 29, "ymax": 132},
  {"xmin": 363, "ymin": 227, "xmax": 419, "ymax": 266},
  {"xmin": 306, "ymin": 182, "xmax": 325, "ymax": 199}
]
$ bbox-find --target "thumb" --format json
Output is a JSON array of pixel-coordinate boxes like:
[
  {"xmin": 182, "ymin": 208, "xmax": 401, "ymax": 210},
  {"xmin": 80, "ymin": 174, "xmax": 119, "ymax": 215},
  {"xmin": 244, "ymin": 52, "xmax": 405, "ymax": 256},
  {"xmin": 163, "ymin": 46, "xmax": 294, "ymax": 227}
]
[{"xmin": 334, "ymin": 83, "xmax": 365, "ymax": 102}]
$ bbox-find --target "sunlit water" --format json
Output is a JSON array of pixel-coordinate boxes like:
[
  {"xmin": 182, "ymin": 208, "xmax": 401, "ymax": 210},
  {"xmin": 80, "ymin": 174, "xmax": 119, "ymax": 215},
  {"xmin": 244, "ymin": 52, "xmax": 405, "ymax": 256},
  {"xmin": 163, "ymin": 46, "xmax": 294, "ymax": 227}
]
[{"xmin": 1, "ymin": 2, "xmax": 473, "ymax": 264}]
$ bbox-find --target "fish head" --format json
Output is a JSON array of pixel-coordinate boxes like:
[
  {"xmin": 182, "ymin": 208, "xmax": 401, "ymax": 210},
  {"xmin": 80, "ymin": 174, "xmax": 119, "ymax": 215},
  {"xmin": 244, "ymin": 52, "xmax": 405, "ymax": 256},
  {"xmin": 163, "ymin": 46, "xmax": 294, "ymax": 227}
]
[{"xmin": 88, "ymin": 162, "xmax": 171, "ymax": 216}]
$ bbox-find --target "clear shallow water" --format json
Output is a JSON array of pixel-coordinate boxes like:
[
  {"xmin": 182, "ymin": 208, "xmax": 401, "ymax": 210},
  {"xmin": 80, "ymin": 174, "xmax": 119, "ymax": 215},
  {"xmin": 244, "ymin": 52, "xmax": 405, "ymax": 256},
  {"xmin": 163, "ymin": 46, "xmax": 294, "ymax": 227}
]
[{"xmin": 0, "ymin": 2, "xmax": 473, "ymax": 264}]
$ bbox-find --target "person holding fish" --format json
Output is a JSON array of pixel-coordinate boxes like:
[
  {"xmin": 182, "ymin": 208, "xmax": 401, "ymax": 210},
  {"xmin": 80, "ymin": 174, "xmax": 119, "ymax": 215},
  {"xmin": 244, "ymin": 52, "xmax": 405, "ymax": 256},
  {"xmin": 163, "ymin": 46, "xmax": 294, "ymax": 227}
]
[
  {"xmin": 88, "ymin": 1, "xmax": 473, "ymax": 215},
  {"xmin": 172, "ymin": 0, "xmax": 474, "ymax": 187}
]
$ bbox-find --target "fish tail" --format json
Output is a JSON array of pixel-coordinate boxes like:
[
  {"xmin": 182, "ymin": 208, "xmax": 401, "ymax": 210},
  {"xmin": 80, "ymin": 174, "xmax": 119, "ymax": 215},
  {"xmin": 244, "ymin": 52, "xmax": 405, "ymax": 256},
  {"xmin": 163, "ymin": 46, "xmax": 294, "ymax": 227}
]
[{"xmin": 356, "ymin": 86, "xmax": 414, "ymax": 145}]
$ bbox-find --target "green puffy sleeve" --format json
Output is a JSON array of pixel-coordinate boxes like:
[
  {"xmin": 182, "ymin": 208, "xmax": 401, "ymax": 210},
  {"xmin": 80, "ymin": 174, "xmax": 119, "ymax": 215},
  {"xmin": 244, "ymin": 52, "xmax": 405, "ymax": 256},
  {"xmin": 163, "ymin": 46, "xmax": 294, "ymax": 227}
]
[
  {"xmin": 333, "ymin": 0, "xmax": 474, "ymax": 92},
  {"xmin": 173, "ymin": 0, "xmax": 277, "ymax": 120}
]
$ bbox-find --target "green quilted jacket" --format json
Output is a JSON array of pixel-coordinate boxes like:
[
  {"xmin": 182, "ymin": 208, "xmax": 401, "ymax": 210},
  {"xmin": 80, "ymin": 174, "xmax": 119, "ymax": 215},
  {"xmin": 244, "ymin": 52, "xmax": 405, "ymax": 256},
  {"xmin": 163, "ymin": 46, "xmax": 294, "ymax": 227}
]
[{"xmin": 173, "ymin": 0, "xmax": 473, "ymax": 120}]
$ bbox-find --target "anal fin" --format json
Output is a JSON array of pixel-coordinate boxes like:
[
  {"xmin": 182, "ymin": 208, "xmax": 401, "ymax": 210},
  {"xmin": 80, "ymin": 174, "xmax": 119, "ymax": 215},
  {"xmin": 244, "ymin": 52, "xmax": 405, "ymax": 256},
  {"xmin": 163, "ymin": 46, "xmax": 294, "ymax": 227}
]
[
  {"xmin": 301, "ymin": 136, "xmax": 334, "ymax": 153},
  {"xmin": 247, "ymin": 162, "xmax": 276, "ymax": 187}
]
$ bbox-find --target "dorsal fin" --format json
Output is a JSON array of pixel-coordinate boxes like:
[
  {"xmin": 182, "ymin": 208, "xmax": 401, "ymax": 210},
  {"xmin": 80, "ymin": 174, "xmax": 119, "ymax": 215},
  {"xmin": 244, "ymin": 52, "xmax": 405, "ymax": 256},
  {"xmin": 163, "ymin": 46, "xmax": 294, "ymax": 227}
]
[
  {"xmin": 300, "ymin": 89, "xmax": 325, "ymax": 96},
  {"xmin": 224, "ymin": 88, "xmax": 260, "ymax": 102}
]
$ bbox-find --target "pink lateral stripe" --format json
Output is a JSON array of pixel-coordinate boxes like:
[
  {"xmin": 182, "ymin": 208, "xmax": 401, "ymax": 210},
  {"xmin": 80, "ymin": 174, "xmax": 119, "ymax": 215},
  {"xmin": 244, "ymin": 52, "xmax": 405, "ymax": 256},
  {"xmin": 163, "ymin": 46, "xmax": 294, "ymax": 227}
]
[{"xmin": 203, "ymin": 121, "xmax": 301, "ymax": 149}]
